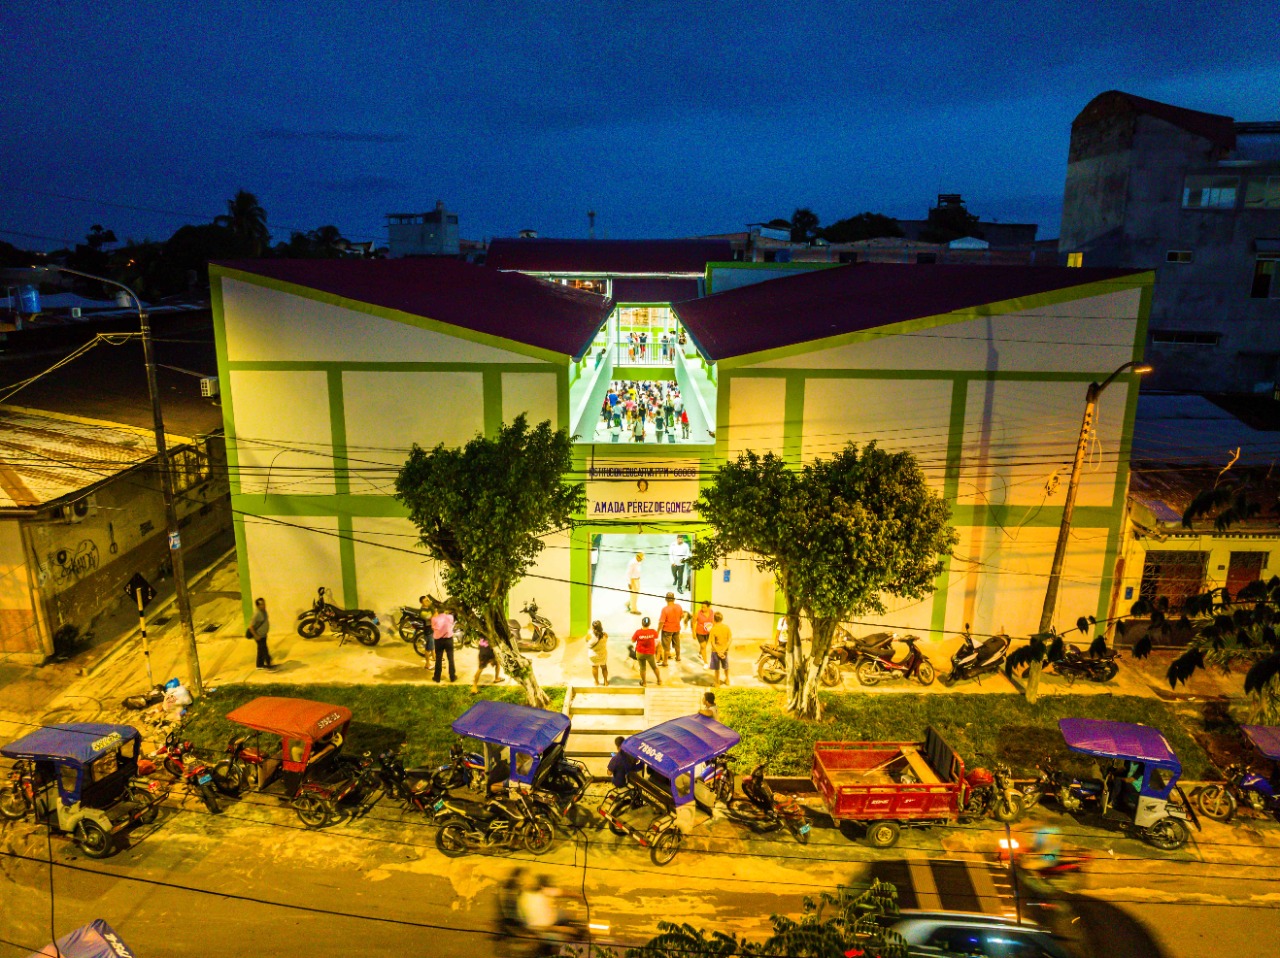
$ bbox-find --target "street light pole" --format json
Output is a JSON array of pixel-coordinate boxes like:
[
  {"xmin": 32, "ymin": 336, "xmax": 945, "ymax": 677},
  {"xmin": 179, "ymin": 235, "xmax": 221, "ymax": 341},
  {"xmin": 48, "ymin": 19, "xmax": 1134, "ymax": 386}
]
[
  {"xmin": 40, "ymin": 266, "xmax": 204, "ymax": 694},
  {"xmin": 1037, "ymin": 360, "xmax": 1152, "ymax": 636}
]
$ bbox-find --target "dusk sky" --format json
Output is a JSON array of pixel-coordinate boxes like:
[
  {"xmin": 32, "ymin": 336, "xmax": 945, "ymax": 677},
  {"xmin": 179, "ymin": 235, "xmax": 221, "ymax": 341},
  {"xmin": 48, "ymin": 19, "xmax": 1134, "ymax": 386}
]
[{"xmin": 3, "ymin": 1, "xmax": 1278, "ymax": 251}]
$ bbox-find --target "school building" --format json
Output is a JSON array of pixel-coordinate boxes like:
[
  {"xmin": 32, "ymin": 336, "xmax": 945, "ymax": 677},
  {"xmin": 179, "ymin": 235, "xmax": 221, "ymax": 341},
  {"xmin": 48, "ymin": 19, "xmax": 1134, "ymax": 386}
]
[{"xmin": 210, "ymin": 248, "xmax": 1151, "ymax": 645}]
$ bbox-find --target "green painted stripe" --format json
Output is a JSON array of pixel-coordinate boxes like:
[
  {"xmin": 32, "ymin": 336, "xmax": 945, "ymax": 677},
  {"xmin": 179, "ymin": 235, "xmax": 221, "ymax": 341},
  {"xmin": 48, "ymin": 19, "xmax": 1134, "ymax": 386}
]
[
  {"xmin": 224, "ymin": 361, "xmax": 551, "ymax": 372},
  {"xmin": 782, "ymin": 375, "xmax": 805, "ymax": 465},
  {"xmin": 232, "ymin": 511, "xmax": 253, "ymax": 625},
  {"xmin": 557, "ymin": 366, "xmax": 570, "ymax": 432},
  {"xmin": 210, "ymin": 279, "xmax": 241, "ymax": 496},
  {"xmin": 569, "ymin": 527, "xmax": 591, "ymax": 637},
  {"xmin": 931, "ymin": 379, "xmax": 969, "ymax": 637},
  {"xmin": 233, "ymin": 494, "xmax": 411, "ymax": 517},
  {"xmin": 328, "ymin": 370, "xmax": 349, "ymax": 495},
  {"xmin": 483, "ymin": 369, "xmax": 502, "ymax": 439},
  {"xmin": 949, "ymin": 505, "xmax": 1117, "ymax": 528},
  {"xmin": 727, "ymin": 367, "xmax": 1123, "ymax": 383}
]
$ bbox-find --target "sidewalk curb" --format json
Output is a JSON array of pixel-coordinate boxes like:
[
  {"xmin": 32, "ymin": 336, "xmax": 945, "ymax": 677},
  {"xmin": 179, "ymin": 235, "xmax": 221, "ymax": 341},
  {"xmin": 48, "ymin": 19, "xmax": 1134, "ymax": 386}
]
[{"xmin": 82, "ymin": 545, "xmax": 238, "ymax": 681}]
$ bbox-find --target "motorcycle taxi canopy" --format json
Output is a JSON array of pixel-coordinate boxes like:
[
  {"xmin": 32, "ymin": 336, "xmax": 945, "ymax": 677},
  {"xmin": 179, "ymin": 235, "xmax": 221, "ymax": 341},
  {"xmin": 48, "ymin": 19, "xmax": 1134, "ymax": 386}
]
[
  {"xmin": 1242, "ymin": 725, "xmax": 1280, "ymax": 762},
  {"xmin": 622, "ymin": 714, "xmax": 740, "ymax": 806},
  {"xmin": 224, "ymin": 697, "xmax": 352, "ymax": 771},
  {"xmin": 1, "ymin": 723, "xmax": 139, "ymax": 768},
  {"xmin": 26, "ymin": 918, "xmax": 137, "ymax": 957},
  {"xmin": 451, "ymin": 700, "xmax": 570, "ymax": 786},
  {"xmin": 1058, "ymin": 718, "xmax": 1181, "ymax": 775}
]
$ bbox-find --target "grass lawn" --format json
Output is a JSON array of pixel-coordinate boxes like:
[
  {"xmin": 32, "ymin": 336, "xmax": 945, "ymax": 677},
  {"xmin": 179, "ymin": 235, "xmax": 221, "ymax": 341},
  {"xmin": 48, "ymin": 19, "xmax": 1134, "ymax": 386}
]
[
  {"xmin": 185, "ymin": 684, "xmax": 564, "ymax": 767},
  {"xmin": 717, "ymin": 690, "xmax": 1217, "ymax": 779}
]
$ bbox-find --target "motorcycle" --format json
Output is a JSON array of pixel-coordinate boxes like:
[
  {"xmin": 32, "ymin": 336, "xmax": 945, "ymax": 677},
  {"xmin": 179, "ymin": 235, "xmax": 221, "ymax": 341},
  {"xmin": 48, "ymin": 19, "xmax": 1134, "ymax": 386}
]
[
  {"xmin": 375, "ymin": 751, "xmax": 448, "ymax": 815},
  {"xmin": 940, "ymin": 626, "xmax": 1010, "ymax": 686},
  {"xmin": 434, "ymin": 791, "xmax": 556, "ymax": 856},
  {"xmin": 961, "ymin": 762, "xmax": 1024, "ymax": 823},
  {"xmin": 434, "ymin": 741, "xmax": 487, "ymax": 792},
  {"xmin": 0, "ymin": 759, "xmax": 35, "ymax": 820},
  {"xmin": 1194, "ymin": 763, "xmax": 1279, "ymax": 822},
  {"xmin": 296, "ymin": 587, "xmax": 380, "ymax": 644},
  {"xmin": 1050, "ymin": 645, "xmax": 1120, "ymax": 684},
  {"xmin": 508, "ymin": 600, "xmax": 558, "ymax": 652},
  {"xmin": 292, "ymin": 754, "xmax": 381, "ymax": 828},
  {"xmin": 853, "ymin": 635, "xmax": 936, "ymax": 687},
  {"xmin": 149, "ymin": 729, "xmax": 221, "ymax": 814},
  {"xmin": 829, "ymin": 630, "xmax": 896, "ymax": 668},
  {"xmin": 754, "ymin": 643, "xmax": 841, "ymax": 687},
  {"xmin": 715, "ymin": 760, "xmax": 811, "ymax": 843}
]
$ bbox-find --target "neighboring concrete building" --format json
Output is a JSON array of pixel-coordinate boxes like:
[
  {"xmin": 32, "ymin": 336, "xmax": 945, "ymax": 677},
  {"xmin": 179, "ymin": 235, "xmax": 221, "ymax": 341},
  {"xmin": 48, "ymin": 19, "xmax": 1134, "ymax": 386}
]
[
  {"xmin": 1060, "ymin": 90, "xmax": 1280, "ymax": 393},
  {"xmin": 0, "ymin": 406, "xmax": 230, "ymax": 663},
  {"xmin": 386, "ymin": 201, "xmax": 461, "ymax": 258},
  {"xmin": 210, "ymin": 255, "xmax": 1150, "ymax": 644}
]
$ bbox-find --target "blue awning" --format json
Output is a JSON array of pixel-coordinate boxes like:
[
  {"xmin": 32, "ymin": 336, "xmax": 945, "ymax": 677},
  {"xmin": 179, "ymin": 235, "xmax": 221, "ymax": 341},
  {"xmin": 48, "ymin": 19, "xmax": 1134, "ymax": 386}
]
[
  {"xmin": 622, "ymin": 714, "xmax": 740, "ymax": 777},
  {"xmin": 451, "ymin": 700, "xmax": 569, "ymax": 754},
  {"xmin": 1058, "ymin": 718, "xmax": 1180, "ymax": 771},
  {"xmin": 1242, "ymin": 724, "xmax": 1280, "ymax": 761},
  {"xmin": 27, "ymin": 919, "xmax": 136, "ymax": 957},
  {"xmin": 1, "ymin": 724, "xmax": 139, "ymax": 767}
]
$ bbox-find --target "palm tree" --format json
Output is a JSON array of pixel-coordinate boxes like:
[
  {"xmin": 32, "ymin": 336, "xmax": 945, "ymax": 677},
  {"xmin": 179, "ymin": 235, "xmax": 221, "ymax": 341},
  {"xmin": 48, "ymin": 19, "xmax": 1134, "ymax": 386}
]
[{"xmin": 215, "ymin": 190, "xmax": 270, "ymax": 256}]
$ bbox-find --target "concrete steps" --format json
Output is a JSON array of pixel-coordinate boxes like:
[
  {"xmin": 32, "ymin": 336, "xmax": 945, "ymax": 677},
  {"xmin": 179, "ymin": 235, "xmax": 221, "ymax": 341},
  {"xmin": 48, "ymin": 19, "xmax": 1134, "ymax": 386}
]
[
  {"xmin": 565, "ymin": 685, "xmax": 647, "ymax": 778},
  {"xmin": 570, "ymin": 690, "xmax": 646, "ymax": 715}
]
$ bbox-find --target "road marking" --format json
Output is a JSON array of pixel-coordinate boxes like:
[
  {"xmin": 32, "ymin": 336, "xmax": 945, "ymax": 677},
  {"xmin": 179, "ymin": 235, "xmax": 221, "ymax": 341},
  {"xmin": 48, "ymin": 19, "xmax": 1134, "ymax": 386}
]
[{"xmin": 907, "ymin": 860, "xmax": 943, "ymax": 910}]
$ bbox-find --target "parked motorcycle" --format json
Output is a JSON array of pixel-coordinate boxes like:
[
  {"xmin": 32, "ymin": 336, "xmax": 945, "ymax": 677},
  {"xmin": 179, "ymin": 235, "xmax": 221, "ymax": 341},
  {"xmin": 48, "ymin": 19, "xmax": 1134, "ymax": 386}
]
[
  {"xmin": 1049, "ymin": 644, "xmax": 1120, "ymax": 683},
  {"xmin": 829, "ymin": 631, "xmax": 896, "ymax": 667},
  {"xmin": 0, "ymin": 759, "xmax": 35, "ymax": 820},
  {"xmin": 375, "ymin": 750, "xmax": 448, "ymax": 815},
  {"xmin": 1194, "ymin": 764, "xmax": 1279, "ymax": 822},
  {"xmin": 853, "ymin": 635, "xmax": 936, "ymax": 687},
  {"xmin": 940, "ymin": 627, "xmax": 1010, "ymax": 686},
  {"xmin": 434, "ymin": 792, "xmax": 555, "ymax": 856},
  {"xmin": 397, "ymin": 607, "xmax": 428, "ymax": 644},
  {"xmin": 149, "ymin": 729, "xmax": 221, "ymax": 813},
  {"xmin": 434, "ymin": 741, "xmax": 486, "ymax": 792},
  {"xmin": 1021, "ymin": 761, "xmax": 1193, "ymax": 848},
  {"xmin": 720, "ymin": 761, "xmax": 812, "ymax": 843},
  {"xmin": 961, "ymin": 762, "xmax": 1024, "ymax": 823},
  {"xmin": 507, "ymin": 600, "xmax": 558, "ymax": 652},
  {"xmin": 293, "ymin": 754, "xmax": 380, "ymax": 827},
  {"xmin": 296, "ymin": 587, "xmax": 380, "ymax": 644},
  {"xmin": 755, "ymin": 644, "xmax": 841, "ymax": 687}
]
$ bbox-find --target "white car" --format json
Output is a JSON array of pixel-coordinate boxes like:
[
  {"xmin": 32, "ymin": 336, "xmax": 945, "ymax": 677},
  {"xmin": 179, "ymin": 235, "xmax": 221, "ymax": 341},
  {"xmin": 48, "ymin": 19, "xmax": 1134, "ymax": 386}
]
[{"xmin": 888, "ymin": 910, "xmax": 1081, "ymax": 958}]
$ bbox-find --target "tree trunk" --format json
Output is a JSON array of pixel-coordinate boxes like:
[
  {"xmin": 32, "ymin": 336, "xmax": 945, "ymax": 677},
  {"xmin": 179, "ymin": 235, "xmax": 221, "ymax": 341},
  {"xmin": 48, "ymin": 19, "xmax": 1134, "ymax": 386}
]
[
  {"xmin": 482, "ymin": 606, "xmax": 549, "ymax": 709},
  {"xmin": 783, "ymin": 594, "xmax": 806, "ymax": 713},
  {"xmin": 793, "ymin": 615, "xmax": 837, "ymax": 720},
  {"xmin": 1024, "ymin": 659, "xmax": 1042, "ymax": 705}
]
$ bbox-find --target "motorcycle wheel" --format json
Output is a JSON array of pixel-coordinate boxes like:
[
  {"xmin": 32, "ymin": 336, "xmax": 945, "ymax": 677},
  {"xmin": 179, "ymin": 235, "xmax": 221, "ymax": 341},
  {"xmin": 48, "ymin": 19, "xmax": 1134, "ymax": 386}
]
[
  {"xmin": 74, "ymin": 820, "xmax": 114, "ymax": 859},
  {"xmin": 991, "ymin": 792, "xmax": 1025, "ymax": 824},
  {"xmin": 820, "ymin": 661, "xmax": 842, "ymax": 687},
  {"xmin": 413, "ymin": 634, "xmax": 431, "ymax": 658},
  {"xmin": 163, "ymin": 756, "xmax": 185, "ymax": 779},
  {"xmin": 297, "ymin": 616, "xmax": 325, "ymax": 639},
  {"xmin": 1195, "ymin": 784, "xmax": 1236, "ymax": 823},
  {"xmin": 436, "ymin": 818, "xmax": 471, "ymax": 858},
  {"xmin": 397, "ymin": 617, "xmax": 422, "ymax": 643},
  {"xmin": 198, "ymin": 784, "xmax": 222, "ymax": 815},
  {"xmin": 855, "ymin": 660, "xmax": 882, "ymax": 687},
  {"xmin": 524, "ymin": 816, "xmax": 556, "ymax": 854},
  {"xmin": 917, "ymin": 661, "xmax": 937, "ymax": 686},
  {"xmin": 939, "ymin": 671, "xmax": 956, "ymax": 688},
  {"xmin": 354, "ymin": 622, "xmax": 380, "ymax": 647},
  {"xmin": 539, "ymin": 631, "xmax": 559, "ymax": 652},
  {"xmin": 756, "ymin": 658, "xmax": 785, "ymax": 684},
  {"xmin": 210, "ymin": 760, "xmax": 244, "ymax": 797},
  {"xmin": 1091, "ymin": 662, "xmax": 1119, "ymax": 682},
  {"xmin": 650, "ymin": 828, "xmax": 682, "ymax": 866},
  {"xmin": 1147, "ymin": 816, "xmax": 1190, "ymax": 851},
  {"xmin": 0, "ymin": 785, "xmax": 31, "ymax": 820},
  {"xmin": 129, "ymin": 786, "xmax": 160, "ymax": 825},
  {"xmin": 293, "ymin": 793, "xmax": 330, "ymax": 828}
]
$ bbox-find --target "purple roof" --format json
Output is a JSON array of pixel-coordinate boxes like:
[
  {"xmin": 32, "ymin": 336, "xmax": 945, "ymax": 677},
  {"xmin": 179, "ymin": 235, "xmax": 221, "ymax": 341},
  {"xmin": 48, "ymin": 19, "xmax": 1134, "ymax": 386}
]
[
  {"xmin": 452, "ymin": 700, "xmax": 570, "ymax": 754},
  {"xmin": 622, "ymin": 714, "xmax": 740, "ymax": 778},
  {"xmin": 487, "ymin": 238, "xmax": 733, "ymax": 275},
  {"xmin": 1, "ymin": 723, "xmax": 139, "ymax": 766},
  {"xmin": 27, "ymin": 919, "xmax": 136, "ymax": 958},
  {"xmin": 1242, "ymin": 725, "xmax": 1280, "ymax": 761},
  {"xmin": 611, "ymin": 278, "xmax": 700, "ymax": 304},
  {"xmin": 672, "ymin": 263, "xmax": 1146, "ymax": 361},
  {"xmin": 1058, "ymin": 718, "xmax": 1180, "ymax": 770},
  {"xmin": 1075, "ymin": 90, "xmax": 1236, "ymax": 151},
  {"xmin": 213, "ymin": 258, "xmax": 614, "ymax": 360}
]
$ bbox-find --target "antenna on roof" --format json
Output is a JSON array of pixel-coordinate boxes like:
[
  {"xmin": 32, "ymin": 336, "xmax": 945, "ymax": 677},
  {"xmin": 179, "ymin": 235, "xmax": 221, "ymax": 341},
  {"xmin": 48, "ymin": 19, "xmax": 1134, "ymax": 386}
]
[{"xmin": 588, "ymin": 210, "xmax": 596, "ymax": 240}]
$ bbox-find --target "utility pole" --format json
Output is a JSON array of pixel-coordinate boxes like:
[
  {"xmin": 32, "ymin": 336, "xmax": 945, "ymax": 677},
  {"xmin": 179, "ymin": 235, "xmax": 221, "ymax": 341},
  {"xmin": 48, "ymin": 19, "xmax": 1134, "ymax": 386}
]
[
  {"xmin": 1038, "ymin": 361, "xmax": 1151, "ymax": 635},
  {"xmin": 40, "ymin": 266, "xmax": 205, "ymax": 693}
]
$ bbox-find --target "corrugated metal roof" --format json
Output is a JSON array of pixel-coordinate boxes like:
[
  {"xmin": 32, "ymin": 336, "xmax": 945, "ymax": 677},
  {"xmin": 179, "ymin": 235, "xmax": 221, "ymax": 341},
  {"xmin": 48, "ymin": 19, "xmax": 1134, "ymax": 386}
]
[
  {"xmin": 672, "ymin": 262, "xmax": 1146, "ymax": 361},
  {"xmin": 611, "ymin": 278, "xmax": 699, "ymax": 304},
  {"xmin": 487, "ymin": 239, "xmax": 733, "ymax": 274},
  {"xmin": 213, "ymin": 257, "xmax": 614, "ymax": 359},
  {"xmin": 0, "ymin": 405, "xmax": 181, "ymax": 509}
]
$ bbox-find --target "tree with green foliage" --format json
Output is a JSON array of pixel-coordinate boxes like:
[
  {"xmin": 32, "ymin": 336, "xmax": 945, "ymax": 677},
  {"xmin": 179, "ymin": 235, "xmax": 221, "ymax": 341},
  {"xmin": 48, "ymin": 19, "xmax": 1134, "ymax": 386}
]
[
  {"xmin": 626, "ymin": 880, "xmax": 907, "ymax": 958},
  {"xmin": 790, "ymin": 207, "xmax": 821, "ymax": 243},
  {"xmin": 215, "ymin": 189, "xmax": 271, "ymax": 256},
  {"xmin": 693, "ymin": 444, "xmax": 954, "ymax": 719},
  {"xmin": 818, "ymin": 212, "xmax": 903, "ymax": 244},
  {"xmin": 394, "ymin": 416, "xmax": 583, "ymax": 708}
]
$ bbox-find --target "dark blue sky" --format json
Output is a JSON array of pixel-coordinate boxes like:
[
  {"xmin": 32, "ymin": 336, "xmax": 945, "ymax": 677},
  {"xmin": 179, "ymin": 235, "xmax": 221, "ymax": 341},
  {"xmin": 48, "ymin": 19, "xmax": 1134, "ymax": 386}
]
[{"xmin": 3, "ymin": 1, "xmax": 1278, "ymax": 251}]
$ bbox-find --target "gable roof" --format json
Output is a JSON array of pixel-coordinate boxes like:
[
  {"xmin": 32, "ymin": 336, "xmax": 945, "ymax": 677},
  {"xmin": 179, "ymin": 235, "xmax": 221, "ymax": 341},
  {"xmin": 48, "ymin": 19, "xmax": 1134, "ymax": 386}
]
[
  {"xmin": 486, "ymin": 238, "xmax": 734, "ymax": 275},
  {"xmin": 212, "ymin": 257, "xmax": 613, "ymax": 360},
  {"xmin": 672, "ymin": 262, "xmax": 1145, "ymax": 362},
  {"xmin": 1075, "ymin": 90, "xmax": 1236, "ymax": 151}
]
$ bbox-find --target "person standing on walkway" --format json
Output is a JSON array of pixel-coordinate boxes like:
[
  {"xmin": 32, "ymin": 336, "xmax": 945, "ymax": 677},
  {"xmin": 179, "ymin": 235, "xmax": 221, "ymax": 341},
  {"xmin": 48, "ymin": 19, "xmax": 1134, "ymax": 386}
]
[
  {"xmin": 418, "ymin": 595, "xmax": 437, "ymax": 671},
  {"xmin": 471, "ymin": 633, "xmax": 502, "ymax": 694},
  {"xmin": 680, "ymin": 408, "xmax": 690, "ymax": 440},
  {"xmin": 708, "ymin": 612, "xmax": 732, "ymax": 687},
  {"xmin": 694, "ymin": 600, "xmax": 714, "ymax": 665},
  {"xmin": 632, "ymin": 414, "xmax": 644, "ymax": 443},
  {"xmin": 431, "ymin": 606, "xmax": 457, "ymax": 683},
  {"xmin": 626, "ymin": 552, "xmax": 644, "ymax": 614},
  {"xmin": 587, "ymin": 619, "xmax": 610, "ymax": 686},
  {"xmin": 658, "ymin": 592, "xmax": 683, "ymax": 665},
  {"xmin": 248, "ymin": 597, "xmax": 274, "ymax": 670},
  {"xmin": 669, "ymin": 535, "xmax": 691, "ymax": 593},
  {"xmin": 632, "ymin": 617, "xmax": 661, "ymax": 687}
]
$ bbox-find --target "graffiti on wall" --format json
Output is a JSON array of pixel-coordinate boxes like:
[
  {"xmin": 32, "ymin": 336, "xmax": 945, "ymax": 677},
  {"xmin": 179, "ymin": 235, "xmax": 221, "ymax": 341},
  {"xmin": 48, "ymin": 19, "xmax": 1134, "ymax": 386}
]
[{"xmin": 49, "ymin": 539, "xmax": 100, "ymax": 582}]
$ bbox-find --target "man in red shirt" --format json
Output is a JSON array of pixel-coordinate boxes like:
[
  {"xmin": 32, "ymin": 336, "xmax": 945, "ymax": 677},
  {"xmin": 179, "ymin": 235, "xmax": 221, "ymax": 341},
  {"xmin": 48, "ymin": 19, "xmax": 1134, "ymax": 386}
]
[
  {"xmin": 657, "ymin": 592, "xmax": 684, "ymax": 666},
  {"xmin": 693, "ymin": 600, "xmax": 714, "ymax": 666},
  {"xmin": 631, "ymin": 617, "xmax": 661, "ymax": 687}
]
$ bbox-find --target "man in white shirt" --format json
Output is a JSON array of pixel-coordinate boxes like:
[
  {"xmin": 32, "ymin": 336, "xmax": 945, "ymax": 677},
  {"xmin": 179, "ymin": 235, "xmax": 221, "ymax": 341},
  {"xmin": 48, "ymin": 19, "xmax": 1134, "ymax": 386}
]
[
  {"xmin": 669, "ymin": 535, "xmax": 692, "ymax": 593},
  {"xmin": 626, "ymin": 552, "xmax": 644, "ymax": 614}
]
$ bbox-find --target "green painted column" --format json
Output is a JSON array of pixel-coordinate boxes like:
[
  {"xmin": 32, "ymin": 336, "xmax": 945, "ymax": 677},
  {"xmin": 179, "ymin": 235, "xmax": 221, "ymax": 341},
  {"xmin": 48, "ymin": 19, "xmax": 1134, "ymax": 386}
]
[{"xmin": 930, "ymin": 375, "xmax": 969, "ymax": 638}]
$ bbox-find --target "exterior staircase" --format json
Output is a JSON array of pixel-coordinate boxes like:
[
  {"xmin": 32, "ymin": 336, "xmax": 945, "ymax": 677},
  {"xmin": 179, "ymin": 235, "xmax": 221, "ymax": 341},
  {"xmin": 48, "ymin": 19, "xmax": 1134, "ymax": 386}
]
[{"xmin": 563, "ymin": 686, "xmax": 646, "ymax": 779}]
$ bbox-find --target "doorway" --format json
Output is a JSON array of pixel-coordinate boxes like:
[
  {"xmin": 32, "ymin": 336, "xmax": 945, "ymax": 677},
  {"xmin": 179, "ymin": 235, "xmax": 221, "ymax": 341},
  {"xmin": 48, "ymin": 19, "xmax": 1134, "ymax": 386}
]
[{"xmin": 589, "ymin": 533, "xmax": 694, "ymax": 639}]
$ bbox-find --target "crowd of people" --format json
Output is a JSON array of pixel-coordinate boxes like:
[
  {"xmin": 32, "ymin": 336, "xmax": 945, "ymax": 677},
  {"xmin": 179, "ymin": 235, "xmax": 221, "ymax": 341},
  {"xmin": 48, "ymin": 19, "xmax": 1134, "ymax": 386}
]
[
  {"xmin": 624, "ymin": 328, "xmax": 685, "ymax": 363},
  {"xmin": 598, "ymin": 379, "xmax": 690, "ymax": 443},
  {"xmin": 585, "ymin": 593, "xmax": 734, "ymax": 689}
]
